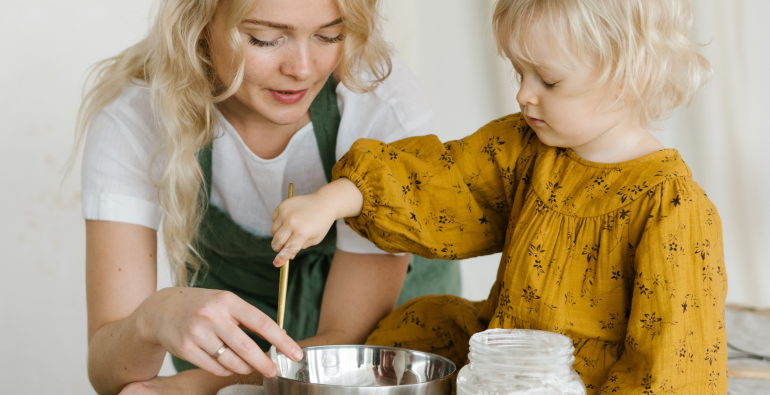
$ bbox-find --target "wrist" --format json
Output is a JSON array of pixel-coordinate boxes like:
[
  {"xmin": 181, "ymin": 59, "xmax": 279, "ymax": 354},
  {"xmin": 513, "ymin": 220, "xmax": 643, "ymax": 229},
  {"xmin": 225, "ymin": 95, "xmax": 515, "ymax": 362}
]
[
  {"xmin": 321, "ymin": 178, "xmax": 363, "ymax": 219},
  {"xmin": 132, "ymin": 291, "xmax": 161, "ymax": 346},
  {"xmin": 176, "ymin": 368, "xmax": 247, "ymax": 394}
]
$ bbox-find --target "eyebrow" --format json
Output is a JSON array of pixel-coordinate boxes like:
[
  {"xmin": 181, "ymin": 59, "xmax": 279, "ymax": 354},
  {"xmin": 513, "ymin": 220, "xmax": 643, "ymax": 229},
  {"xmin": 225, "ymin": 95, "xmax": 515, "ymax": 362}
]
[
  {"xmin": 320, "ymin": 17, "xmax": 344, "ymax": 28},
  {"xmin": 242, "ymin": 17, "xmax": 343, "ymax": 30}
]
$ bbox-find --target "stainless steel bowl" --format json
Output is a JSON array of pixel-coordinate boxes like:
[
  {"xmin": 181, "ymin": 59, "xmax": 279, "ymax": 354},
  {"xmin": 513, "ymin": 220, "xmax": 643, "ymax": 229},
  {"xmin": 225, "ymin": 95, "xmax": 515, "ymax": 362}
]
[{"xmin": 263, "ymin": 345, "xmax": 455, "ymax": 395}]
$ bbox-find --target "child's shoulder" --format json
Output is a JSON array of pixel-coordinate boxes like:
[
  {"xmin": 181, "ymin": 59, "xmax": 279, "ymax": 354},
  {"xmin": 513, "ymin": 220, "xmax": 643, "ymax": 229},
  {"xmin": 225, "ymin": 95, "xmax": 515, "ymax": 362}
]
[
  {"xmin": 477, "ymin": 113, "xmax": 534, "ymax": 139},
  {"xmin": 450, "ymin": 113, "xmax": 540, "ymax": 154},
  {"xmin": 646, "ymin": 163, "xmax": 718, "ymax": 220},
  {"xmin": 527, "ymin": 147, "xmax": 716, "ymax": 218},
  {"xmin": 441, "ymin": 113, "xmax": 541, "ymax": 170}
]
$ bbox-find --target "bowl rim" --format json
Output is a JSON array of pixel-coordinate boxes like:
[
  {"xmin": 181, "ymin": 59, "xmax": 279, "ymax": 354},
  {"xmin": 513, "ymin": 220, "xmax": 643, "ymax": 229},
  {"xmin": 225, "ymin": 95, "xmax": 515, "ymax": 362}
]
[{"xmin": 267, "ymin": 344, "xmax": 457, "ymax": 388}]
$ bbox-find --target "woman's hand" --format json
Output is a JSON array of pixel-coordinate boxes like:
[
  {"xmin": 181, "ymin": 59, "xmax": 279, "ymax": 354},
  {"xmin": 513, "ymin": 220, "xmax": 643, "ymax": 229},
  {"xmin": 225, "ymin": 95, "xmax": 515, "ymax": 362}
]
[
  {"xmin": 117, "ymin": 368, "xmax": 236, "ymax": 395},
  {"xmin": 136, "ymin": 287, "xmax": 304, "ymax": 378},
  {"xmin": 117, "ymin": 374, "xmax": 196, "ymax": 395},
  {"xmin": 271, "ymin": 178, "xmax": 363, "ymax": 267}
]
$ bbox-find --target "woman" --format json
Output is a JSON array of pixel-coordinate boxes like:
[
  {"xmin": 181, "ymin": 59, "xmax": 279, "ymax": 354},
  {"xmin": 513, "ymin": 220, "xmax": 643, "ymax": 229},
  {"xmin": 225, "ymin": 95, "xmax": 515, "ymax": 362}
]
[{"xmin": 75, "ymin": 0, "xmax": 460, "ymax": 393}]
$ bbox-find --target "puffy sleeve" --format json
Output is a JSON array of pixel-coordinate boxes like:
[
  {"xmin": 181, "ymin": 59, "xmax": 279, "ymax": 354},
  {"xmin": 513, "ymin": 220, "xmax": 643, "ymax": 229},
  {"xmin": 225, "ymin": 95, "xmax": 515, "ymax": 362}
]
[
  {"xmin": 333, "ymin": 55, "xmax": 433, "ymax": 255},
  {"xmin": 332, "ymin": 114, "xmax": 534, "ymax": 259},
  {"xmin": 598, "ymin": 178, "xmax": 728, "ymax": 394}
]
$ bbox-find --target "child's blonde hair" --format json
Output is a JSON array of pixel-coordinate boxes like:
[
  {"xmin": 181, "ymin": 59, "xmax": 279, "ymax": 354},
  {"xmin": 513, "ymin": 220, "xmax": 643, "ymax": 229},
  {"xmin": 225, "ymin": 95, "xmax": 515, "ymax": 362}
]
[
  {"xmin": 71, "ymin": 0, "xmax": 391, "ymax": 286},
  {"xmin": 493, "ymin": 0, "xmax": 711, "ymax": 127}
]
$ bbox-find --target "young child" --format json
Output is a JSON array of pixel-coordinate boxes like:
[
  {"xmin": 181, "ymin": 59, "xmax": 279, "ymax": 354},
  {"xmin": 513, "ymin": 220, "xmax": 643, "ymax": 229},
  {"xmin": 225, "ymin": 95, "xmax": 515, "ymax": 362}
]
[{"xmin": 271, "ymin": 0, "xmax": 726, "ymax": 393}]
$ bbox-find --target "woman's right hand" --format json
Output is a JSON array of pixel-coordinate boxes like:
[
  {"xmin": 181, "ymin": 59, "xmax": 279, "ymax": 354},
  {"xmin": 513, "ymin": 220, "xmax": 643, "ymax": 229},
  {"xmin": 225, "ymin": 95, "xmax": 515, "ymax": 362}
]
[{"xmin": 136, "ymin": 287, "xmax": 305, "ymax": 377}]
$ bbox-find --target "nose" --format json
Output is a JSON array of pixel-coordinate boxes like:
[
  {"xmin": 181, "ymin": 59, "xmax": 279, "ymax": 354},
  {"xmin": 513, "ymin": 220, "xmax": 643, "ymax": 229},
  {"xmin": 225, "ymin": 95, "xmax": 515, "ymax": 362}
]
[
  {"xmin": 280, "ymin": 42, "xmax": 313, "ymax": 81},
  {"xmin": 516, "ymin": 75, "xmax": 539, "ymax": 108}
]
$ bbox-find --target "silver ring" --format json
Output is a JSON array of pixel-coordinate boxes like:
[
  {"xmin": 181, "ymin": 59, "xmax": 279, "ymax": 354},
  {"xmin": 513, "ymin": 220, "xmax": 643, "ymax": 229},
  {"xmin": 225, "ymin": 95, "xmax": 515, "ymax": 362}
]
[{"xmin": 212, "ymin": 344, "xmax": 228, "ymax": 360}]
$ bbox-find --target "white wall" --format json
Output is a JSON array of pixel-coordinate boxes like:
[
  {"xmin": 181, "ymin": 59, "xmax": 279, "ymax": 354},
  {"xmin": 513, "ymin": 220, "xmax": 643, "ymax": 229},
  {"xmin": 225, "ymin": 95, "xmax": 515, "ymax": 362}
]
[
  {"xmin": 0, "ymin": 1, "xmax": 156, "ymax": 393},
  {"xmin": 1, "ymin": 1, "xmax": 768, "ymax": 394}
]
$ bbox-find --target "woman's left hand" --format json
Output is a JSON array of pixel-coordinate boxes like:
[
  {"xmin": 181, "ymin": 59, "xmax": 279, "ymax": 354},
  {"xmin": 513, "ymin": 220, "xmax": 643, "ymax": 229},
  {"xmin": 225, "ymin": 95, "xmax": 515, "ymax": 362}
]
[
  {"xmin": 118, "ymin": 379, "xmax": 185, "ymax": 395},
  {"xmin": 117, "ymin": 370, "xmax": 225, "ymax": 395}
]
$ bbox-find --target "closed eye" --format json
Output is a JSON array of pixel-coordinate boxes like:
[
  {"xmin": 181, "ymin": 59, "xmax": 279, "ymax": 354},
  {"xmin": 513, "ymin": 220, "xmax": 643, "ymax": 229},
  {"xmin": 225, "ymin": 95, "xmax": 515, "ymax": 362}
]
[
  {"xmin": 317, "ymin": 33, "xmax": 344, "ymax": 44},
  {"xmin": 248, "ymin": 36, "xmax": 281, "ymax": 47},
  {"xmin": 539, "ymin": 76, "xmax": 556, "ymax": 90}
]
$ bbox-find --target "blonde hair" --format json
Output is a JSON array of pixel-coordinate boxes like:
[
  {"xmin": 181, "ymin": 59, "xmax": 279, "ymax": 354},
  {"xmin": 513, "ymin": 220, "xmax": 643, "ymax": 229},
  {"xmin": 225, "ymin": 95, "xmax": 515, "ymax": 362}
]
[
  {"xmin": 493, "ymin": 0, "xmax": 711, "ymax": 127},
  {"xmin": 71, "ymin": 0, "xmax": 391, "ymax": 286}
]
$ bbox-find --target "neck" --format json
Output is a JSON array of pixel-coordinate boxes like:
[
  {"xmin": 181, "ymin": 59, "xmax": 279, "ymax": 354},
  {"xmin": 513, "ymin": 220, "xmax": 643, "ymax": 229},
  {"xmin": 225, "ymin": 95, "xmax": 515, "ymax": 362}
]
[
  {"xmin": 571, "ymin": 117, "xmax": 664, "ymax": 164},
  {"xmin": 218, "ymin": 98, "xmax": 311, "ymax": 160}
]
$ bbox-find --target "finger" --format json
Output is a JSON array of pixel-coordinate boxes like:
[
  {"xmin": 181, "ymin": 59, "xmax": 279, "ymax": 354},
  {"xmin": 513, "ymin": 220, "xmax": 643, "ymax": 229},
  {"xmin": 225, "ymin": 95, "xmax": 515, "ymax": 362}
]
[
  {"xmin": 212, "ymin": 346, "xmax": 254, "ymax": 376},
  {"xmin": 216, "ymin": 323, "xmax": 272, "ymax": 375},
  {"xmin": 273, "ymin": 233, "xmax": 303, "ymax": 267},
  {"xmin": 192, "ymin": 320, "xmax": 253, "ymax": 376},
  {"xmin": 271, "ymin": 204, "xmax": 283, "ymax": 222},
  {"xmin": 271, "ymin": 227, "xmax": 291, "ymax": 253},
  {"xmin": 184, "ymin": 346, "xmax": 234, "ymax": 377},
  {"xmin": 270, "ymin": 217, "xmax": 282, "ymax": 236},
  {"xmin": 233, "ymin": 301, "xmax": 304, "ymax": 364}
]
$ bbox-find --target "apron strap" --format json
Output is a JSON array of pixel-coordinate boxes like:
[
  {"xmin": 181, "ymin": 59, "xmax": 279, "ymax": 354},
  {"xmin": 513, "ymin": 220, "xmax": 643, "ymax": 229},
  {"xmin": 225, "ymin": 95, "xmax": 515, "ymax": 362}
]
[
  {"xmin": 198, "ymin": 144, "xmax": 214, "ymax": 206},
  {"xmin": 309, "ymin": 75, "xmax": 341, "ymax": 183}
]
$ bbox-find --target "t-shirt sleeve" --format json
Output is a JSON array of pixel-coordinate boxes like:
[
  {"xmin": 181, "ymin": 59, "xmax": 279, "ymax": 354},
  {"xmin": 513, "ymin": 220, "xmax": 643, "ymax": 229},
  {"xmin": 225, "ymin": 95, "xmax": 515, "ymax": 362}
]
[
  {"xmin": 81, "ymin": 86, "xmax": 163, "ymax": 230},
  {"xmin": 333, "ymin": 55, "xmax": 432, "ymax": 255}
]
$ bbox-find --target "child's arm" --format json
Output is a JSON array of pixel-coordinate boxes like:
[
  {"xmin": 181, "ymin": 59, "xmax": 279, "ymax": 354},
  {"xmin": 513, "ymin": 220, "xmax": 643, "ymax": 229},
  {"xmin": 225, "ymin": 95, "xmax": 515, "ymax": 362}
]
[
  {"xmin": 270, "ymin": 178, "xmax": 364, "ymax": 266},
  {"xmin": 271, "ymin": 114, "xmax": 531, "ymax": 267},
  {"xmin": 596, "ymin": 182, "xmax": 727, "ymax": 394}
]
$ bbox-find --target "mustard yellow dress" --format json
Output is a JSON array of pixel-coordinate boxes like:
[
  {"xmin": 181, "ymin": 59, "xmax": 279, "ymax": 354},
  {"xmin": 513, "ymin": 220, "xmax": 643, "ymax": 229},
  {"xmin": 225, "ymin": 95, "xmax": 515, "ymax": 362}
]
[{"xmin": 332, "ymin": 114, "xmax": 728, "ymax": 394}]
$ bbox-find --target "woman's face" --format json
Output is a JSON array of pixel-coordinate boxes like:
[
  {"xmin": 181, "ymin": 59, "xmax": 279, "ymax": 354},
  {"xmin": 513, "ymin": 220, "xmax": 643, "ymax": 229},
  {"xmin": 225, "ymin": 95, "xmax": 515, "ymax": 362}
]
[{"xmin": 209, "ymin": 0, "xmax": 345, "ymax": 126}]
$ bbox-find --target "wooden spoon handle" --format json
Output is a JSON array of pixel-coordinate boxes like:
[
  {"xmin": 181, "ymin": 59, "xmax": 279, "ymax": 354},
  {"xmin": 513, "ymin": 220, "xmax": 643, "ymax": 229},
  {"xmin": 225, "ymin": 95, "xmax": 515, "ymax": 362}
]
[
  {"xmin": 728, "ymin": 366, "xmax": 770, "ymax": 380},
  {"xmin": 276, "ymin": 183, "xmax": 294, "ymax": 329}
]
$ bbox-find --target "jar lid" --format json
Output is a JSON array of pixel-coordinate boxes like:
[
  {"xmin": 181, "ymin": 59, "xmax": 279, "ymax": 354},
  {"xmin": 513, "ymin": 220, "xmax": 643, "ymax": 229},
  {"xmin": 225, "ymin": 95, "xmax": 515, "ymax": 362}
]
[{"xmin": 470, "ymin": 329, "xmax": 574, "ymax": 360}]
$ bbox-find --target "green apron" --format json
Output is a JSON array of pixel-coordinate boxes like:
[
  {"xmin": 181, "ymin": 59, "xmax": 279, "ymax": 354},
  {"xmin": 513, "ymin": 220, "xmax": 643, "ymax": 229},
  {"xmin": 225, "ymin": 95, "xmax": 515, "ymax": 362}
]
[{"xmin": 173, "ymin": 76, "xmax": 461, "ymax": 372}]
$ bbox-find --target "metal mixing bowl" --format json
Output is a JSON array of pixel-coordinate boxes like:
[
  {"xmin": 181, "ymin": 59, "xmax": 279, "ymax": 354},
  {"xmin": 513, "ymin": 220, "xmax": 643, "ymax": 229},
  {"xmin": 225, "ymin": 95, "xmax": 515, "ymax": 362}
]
[{"xmin": 263, "ymin": 345, "xmax": 456, "ymax": 395}]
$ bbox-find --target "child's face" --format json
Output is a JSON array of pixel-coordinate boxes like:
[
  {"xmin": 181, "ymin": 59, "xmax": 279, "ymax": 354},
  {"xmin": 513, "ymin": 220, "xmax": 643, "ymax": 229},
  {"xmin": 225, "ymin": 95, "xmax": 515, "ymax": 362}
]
[{"xmin": 513, "ymin": 26, "xmax": 641, "ymax": 157}]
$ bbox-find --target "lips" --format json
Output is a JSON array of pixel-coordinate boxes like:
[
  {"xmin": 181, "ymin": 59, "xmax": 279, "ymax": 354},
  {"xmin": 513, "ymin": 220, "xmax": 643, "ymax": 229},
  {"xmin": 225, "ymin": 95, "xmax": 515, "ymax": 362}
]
[
  {"xmin": 269, "ymin": 89, "xmax": 308, "ymax": 105},
  {"xmin": 525, "ymin": 114, "xmax": 545, "ymax": 125}
]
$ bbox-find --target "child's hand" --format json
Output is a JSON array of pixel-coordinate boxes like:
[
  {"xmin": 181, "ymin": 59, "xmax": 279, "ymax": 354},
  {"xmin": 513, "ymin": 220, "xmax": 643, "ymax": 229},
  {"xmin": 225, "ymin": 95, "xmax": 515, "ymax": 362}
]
[
  {"xmin": 271, "ymin": 178, "xmax": 364, "ymax": 267},
  {"xmin": 270, "ymin": 193, "xmax": 337, "ymax": 266}
]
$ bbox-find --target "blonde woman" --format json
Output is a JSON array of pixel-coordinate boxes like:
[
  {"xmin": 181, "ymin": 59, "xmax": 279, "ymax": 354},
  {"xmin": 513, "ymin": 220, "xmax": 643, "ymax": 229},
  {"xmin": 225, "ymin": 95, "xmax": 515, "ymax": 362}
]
[{"xmin": 76, "ymin": 0, "xmax": 460, "ymax": 394}]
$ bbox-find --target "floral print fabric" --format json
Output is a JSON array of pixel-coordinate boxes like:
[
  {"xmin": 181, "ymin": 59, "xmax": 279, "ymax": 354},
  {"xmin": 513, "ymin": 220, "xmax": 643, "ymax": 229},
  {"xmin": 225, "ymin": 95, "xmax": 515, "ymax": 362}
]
[{"xmin": 333, "ymin": 113, "xmax": 727, "ymax": 394}]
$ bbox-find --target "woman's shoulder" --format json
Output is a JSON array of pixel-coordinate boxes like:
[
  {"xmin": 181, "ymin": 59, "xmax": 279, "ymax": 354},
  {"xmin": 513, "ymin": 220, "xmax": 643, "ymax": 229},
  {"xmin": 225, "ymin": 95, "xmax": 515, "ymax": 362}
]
[
  {"xmin": 87, "ymin": 80, "xmax": 160, "ymax": 151},
  {"xmin": 95, "ymin": 80, "xmax": 155, "ymax": 129},
  {"xmin": 335, "ymin": 55, "xmax": 432, "ymax": 140},
  {"xmin": 100, "ymin": 79, "xmax": 151, "ymax": 108},
  {"xmin": 361, "ymin": 55, "xmax": 428, "ymax": 104},
  {"xmin": 83, "ymin": 80, "xmax": 160, "ymax": 176}
]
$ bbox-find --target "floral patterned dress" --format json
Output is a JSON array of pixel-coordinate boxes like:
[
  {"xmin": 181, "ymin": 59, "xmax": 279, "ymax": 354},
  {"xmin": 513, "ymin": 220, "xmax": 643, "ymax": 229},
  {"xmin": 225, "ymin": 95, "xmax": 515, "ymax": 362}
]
[{"xmin": 332, "ymin": 113, "xmax": 727, "ymax": 394}]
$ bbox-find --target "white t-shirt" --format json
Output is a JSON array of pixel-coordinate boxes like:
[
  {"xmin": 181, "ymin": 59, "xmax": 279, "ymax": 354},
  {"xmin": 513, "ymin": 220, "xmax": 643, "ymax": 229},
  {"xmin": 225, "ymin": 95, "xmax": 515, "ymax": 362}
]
[{"xmin": 81, "ymin": 56, "xmax": 431, "ymax": 254}]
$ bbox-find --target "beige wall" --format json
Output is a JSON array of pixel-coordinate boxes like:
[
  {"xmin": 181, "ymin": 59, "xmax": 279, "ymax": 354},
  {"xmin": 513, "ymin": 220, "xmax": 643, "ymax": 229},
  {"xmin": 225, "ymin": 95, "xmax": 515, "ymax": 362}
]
[{"xmin": 1, "ymin": 1, "xmax": 767, "ymax": 393}]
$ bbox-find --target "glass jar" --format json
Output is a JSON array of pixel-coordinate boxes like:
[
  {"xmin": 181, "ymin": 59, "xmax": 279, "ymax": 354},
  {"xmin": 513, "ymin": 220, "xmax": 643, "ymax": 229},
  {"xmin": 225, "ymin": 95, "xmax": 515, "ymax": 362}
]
[{"xmin": 456, "ymin": 329, "xmax": 586, "ymax": 395}]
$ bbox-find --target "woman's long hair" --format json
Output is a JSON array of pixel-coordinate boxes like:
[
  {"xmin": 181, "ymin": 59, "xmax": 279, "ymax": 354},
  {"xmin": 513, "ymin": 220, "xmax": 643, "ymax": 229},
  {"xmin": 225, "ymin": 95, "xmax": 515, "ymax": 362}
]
[{"xmin": 71, "ymin": 0, "xmax": 391, "ymax": 286}]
